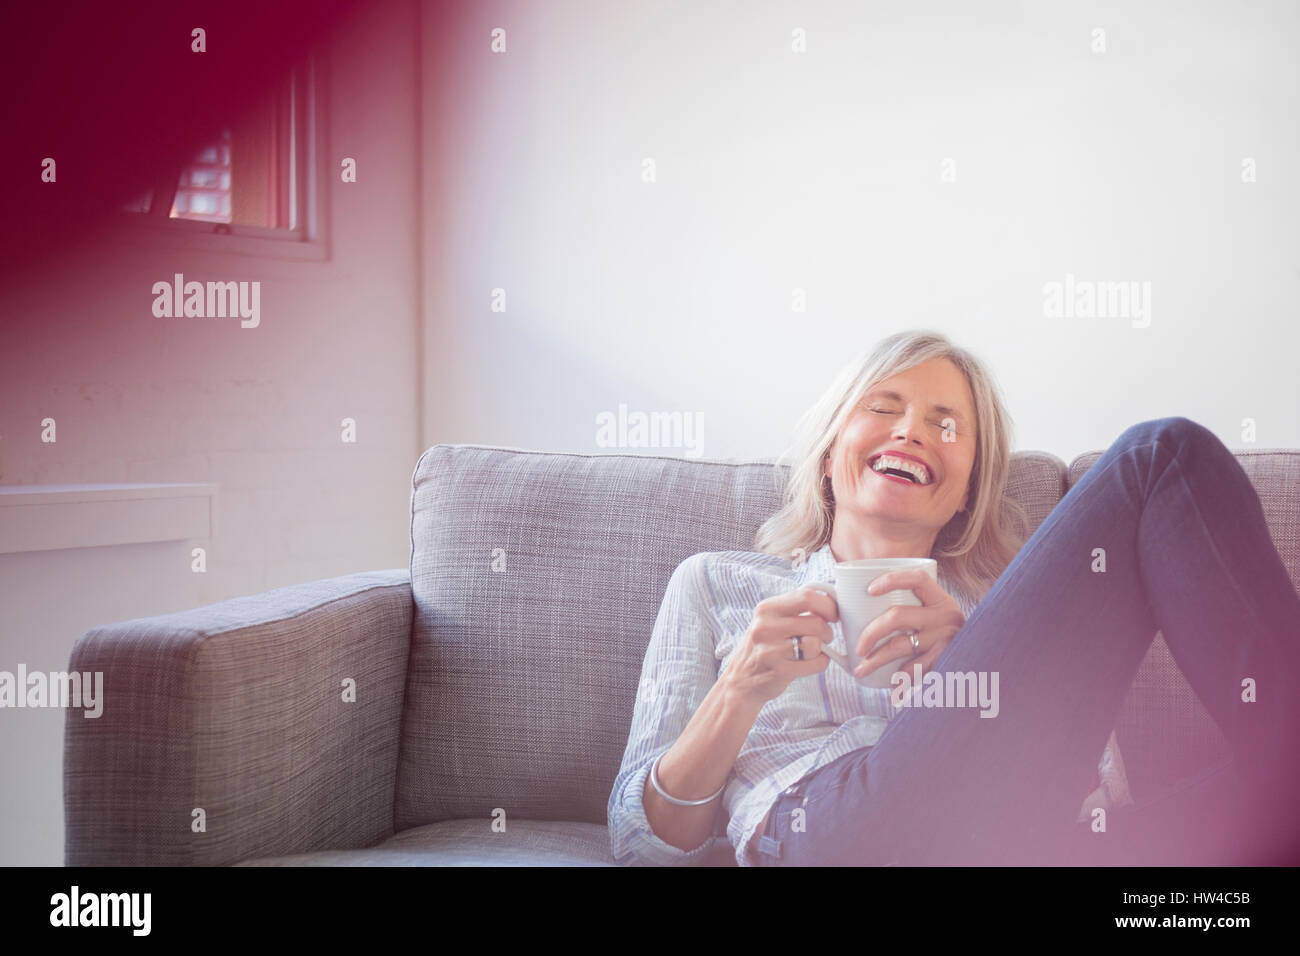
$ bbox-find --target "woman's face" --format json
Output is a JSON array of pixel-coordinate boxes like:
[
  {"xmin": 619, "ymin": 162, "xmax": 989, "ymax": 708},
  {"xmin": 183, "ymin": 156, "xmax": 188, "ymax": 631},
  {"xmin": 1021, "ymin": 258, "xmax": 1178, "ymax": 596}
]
[{"xmin": 824, "ymin": 357, "xmax": 978, "ymax": 556}]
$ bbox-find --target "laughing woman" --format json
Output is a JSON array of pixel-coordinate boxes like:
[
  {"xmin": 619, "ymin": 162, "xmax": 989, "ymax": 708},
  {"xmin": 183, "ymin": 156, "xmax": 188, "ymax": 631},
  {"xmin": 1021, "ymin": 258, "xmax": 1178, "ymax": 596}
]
[{"xmin": 608, "ymin": 329, "xmax": 1300, "ymax": 867}]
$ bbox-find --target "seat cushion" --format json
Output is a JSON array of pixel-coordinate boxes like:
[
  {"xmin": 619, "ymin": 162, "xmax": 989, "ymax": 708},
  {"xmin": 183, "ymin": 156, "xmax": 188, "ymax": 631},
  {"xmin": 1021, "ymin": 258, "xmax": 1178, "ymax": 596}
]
[{"xmin": 236, "ymin": 819, "xmax": 615, "ymax": 866}]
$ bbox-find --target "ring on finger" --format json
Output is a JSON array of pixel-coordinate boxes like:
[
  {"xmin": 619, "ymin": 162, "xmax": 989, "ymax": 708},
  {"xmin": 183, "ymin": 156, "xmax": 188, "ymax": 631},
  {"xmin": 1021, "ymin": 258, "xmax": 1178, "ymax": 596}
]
[
  {"xmin": 907, "ymin": 629, "xmax": 920, "ymax": 654},
  {"xmin": 791, "ymin": 635, "xmax": 803, "ymax": 661}
]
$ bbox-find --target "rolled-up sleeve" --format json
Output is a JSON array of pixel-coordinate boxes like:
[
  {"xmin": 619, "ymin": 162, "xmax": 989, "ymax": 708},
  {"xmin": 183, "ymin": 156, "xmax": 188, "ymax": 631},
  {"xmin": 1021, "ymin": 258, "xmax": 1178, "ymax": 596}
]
[{"xmin": 608, "ymin": 553, "xmax": 725, "ymax": 866}]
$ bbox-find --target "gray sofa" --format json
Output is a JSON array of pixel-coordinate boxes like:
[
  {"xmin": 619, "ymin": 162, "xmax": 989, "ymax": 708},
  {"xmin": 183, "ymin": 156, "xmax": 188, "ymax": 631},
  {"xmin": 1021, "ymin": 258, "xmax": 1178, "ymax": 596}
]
[{"xmin": 64, "ymin": 439, "xmax": 1300, "ymax": 865}]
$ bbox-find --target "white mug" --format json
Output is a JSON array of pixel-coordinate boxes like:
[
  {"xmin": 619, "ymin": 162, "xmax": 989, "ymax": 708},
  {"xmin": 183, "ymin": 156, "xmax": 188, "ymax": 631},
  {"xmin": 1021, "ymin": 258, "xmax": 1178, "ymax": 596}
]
[{"xmin": 808, "ymin": 558, "xmax": 938, "ymax": 689}]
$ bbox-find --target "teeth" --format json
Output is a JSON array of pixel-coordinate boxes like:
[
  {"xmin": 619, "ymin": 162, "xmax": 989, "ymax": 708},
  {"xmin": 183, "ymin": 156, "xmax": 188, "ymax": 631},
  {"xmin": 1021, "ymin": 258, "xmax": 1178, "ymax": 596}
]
[{"xmin": 870, "ymin": 455, "xmax": 931, "ymax": 485}]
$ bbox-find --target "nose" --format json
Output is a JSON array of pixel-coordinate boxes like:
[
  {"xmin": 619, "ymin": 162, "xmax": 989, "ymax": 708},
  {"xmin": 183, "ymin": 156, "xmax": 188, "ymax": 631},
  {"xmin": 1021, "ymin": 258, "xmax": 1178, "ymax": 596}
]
[{"xmin": 890, "ymin": 407, "xmax": 927, "ymax": 446}]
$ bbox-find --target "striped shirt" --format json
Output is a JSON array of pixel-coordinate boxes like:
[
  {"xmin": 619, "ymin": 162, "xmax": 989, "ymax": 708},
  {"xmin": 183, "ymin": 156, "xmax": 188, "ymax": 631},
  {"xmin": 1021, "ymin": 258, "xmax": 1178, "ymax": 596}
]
[{"xmin": 608, "ymin": 542, "xmax": 1129, "ymax": 866}]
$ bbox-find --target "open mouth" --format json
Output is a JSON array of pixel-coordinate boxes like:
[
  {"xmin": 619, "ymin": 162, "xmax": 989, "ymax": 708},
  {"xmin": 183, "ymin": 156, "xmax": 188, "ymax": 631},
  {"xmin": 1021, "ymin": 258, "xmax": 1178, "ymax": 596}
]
[{"xmin": 867, "ymin": 453, "xmax": 933, "ymax": 486}]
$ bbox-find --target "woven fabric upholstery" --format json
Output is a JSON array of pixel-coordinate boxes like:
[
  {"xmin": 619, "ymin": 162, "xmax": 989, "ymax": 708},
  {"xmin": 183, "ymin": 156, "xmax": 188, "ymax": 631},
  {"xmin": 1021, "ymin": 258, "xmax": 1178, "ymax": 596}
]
[
  {"xmin": 236, "ymin": 819, "xmax": 614, "ymax": 866},
  {"xmin": 63, "ymin": 570, "xmax": 412, "ymax": 865},
  {"xmin": 1001, "ymin": 450, "xmax": 1068, "ymax": 539},
  {"xmin": 1067, "ymin": 449, "xmax": 1300, "ymax": 800},
  {"xmin": 395, "ymin": 444, "xmax": 1069, "ymax": 831}
]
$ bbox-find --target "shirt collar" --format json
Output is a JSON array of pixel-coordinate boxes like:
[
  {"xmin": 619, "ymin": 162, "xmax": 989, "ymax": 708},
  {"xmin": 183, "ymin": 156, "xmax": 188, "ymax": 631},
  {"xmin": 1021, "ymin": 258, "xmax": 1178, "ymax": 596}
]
[{"xmin": 798, "ymin": 542, "xmax": 836, "ymax": 583}]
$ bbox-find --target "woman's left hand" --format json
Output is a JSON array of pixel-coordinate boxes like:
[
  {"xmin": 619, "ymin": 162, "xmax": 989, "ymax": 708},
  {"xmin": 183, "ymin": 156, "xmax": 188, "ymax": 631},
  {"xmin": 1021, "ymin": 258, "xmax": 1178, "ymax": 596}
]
[{"xmin": 852, "ymin": 569, "xmax": 966, "ymax": 679}]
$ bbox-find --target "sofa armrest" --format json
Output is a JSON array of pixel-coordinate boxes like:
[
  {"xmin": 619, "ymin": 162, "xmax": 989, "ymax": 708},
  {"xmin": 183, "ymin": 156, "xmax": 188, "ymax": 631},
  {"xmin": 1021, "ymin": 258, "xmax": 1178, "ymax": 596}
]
[{"xmin": 64, "ymin": 569, "xmax": 413, "ymax": 865}]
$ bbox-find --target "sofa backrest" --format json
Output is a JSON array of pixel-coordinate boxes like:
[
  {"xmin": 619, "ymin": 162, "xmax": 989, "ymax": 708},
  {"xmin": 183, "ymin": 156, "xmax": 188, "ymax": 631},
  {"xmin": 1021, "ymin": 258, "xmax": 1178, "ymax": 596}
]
[{"xmin": 396, "ymin": 443, "xmax": 1069, "ymax": 827}]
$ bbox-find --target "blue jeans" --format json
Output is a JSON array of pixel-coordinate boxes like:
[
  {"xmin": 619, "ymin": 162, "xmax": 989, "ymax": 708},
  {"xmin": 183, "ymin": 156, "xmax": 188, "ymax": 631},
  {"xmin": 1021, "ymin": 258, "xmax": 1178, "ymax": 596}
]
[{"xmin": 754, "ymin": 417, "xmax": 1300, "ymax": 866}]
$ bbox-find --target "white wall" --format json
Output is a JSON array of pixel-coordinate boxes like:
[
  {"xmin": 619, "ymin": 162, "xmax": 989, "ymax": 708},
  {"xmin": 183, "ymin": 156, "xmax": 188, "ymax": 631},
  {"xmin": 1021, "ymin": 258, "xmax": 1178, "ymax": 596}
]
[
  {"xmin": 0, "ymin": 0, "xmax": 422, "ymax": 864},
  {"xmin": 420, "ymin": 0, "xmax": 1300, "ymax": 465}
]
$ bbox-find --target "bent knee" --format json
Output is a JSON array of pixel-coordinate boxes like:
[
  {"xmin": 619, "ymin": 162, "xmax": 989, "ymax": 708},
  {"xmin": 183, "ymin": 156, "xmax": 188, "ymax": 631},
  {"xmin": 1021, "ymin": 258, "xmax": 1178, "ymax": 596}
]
[{"xmin": 1116, "ymin": 416, "xmax": 1219, "ymax": 452}]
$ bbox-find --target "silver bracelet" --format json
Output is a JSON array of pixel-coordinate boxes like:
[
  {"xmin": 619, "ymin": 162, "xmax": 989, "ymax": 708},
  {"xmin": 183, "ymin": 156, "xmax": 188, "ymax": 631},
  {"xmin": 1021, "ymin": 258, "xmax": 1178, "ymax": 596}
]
[{"xmin": 650, "ymin": 752, "xmax": 727, "ymax": 806}]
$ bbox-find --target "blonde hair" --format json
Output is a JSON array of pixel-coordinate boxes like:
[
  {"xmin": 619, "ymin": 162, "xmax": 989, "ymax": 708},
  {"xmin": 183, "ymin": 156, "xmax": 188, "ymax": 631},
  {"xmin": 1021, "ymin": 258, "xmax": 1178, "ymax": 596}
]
[{"xmin": 754, "ymin": 330, "xmax": 1029, "ymax": 615}]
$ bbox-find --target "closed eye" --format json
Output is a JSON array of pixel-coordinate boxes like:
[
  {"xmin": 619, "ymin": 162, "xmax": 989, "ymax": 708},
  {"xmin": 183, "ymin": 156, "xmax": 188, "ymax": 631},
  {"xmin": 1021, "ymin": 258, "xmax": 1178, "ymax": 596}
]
[{"xmin": 872, "ymin": 407, "xmax": 949, "ymax": 428}]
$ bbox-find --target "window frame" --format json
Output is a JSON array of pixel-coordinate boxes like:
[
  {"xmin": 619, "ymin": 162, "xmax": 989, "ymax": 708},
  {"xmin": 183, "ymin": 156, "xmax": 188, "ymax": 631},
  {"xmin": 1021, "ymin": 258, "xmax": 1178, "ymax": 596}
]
[{"xmin": 116, "ymin": 52, "xmax": 330, "ymax": 262}]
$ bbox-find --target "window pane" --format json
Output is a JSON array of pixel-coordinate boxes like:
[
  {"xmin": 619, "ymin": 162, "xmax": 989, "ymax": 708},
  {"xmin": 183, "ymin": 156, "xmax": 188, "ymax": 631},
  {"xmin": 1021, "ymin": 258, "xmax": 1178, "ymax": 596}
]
[{"xmin": 170, "ymin": 127, "xmax": 233, "ymax": 224}]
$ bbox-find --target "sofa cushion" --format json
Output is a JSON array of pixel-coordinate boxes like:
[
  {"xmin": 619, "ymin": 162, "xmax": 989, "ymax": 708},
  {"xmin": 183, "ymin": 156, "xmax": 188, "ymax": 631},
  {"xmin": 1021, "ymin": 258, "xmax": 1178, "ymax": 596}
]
[
  {"xmin": 1068, "ymin": 448, "xmax": 1300, "ymax": 799},
  {"xmin": 396, "ymin": 444, "xmax": 1070, "ymax": 833},
  {"xmin": 236, "ymin": 819, "xmax": 615, "ymax": 865}
]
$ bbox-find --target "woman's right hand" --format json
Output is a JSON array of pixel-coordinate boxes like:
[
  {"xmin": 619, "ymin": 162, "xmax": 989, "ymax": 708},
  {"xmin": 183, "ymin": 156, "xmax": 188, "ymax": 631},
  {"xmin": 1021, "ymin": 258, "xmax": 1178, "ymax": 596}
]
[{"xmin": 722, "ymin": 585, "xmax": 840, "ymax": 708}]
